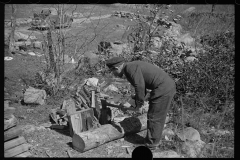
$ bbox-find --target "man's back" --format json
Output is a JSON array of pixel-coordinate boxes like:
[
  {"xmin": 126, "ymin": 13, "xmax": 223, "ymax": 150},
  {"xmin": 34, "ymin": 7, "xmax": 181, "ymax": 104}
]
[{"xmin": 124, "ymin": 61, "xmax": 175, "ymax": 98}]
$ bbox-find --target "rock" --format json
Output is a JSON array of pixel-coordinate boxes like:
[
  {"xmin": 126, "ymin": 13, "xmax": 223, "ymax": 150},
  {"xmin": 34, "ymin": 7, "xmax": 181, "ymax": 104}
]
[
  {"xmin": 28, "ymin": 52, "xmax": 36, "ymax": 56},
  {"xmin": 84, "ymin": 77, "xmax": 99, "ymax": 87},
  {"xmin": 151, "ymin": 37, "xmax": 162, "ymax": 48},
  {"xmin": 162, "ymin": 128, "xmax": 175, "ymax": 140},
  {"xmin": 84, "ymin": 51, "xmax": 99, "ymax": 66},
  {"xmin": 181, "ymin": 140, "xmax": 206, "ymax": 158},
  {"xmin": 14, "ymin": 31, "xmax": 37, "ymax": 41},
  {"xmin": 64, "ymin": 55, "xmax": 76, "ymax": 64},
  {"xmin": 183, "ymin": 7, "xmax": 196, "ymax": 14},
  {"xmin": 103, "ymin": 84, "xmax": 119, "ymax": 92},
  {"xmin": 176, "ymin": 127, "xmax": 206, "ymax": 157},
  {"xmin": 177, "ymin": 127, "xmax": 201, "ymax": 142},
  {"xmin": 14, "ymin": 41, "xmax": 31, "ymax": 47},
  {"xmin": 178, "ymin": 33, "xmax": 195, "ymax": 47},
  {"xmin": 169, "ymin": 22, "xmax": 182, "ymax": 37},
  {"xmin": 4, "ymin": 57, "xmax": 13, "ymax": 61},
  {"xmin": 23, "ymin": 87, "xmax": 47, "ymax": 105},
  {"xmin": 185, "ymin": 56, "xmax": 198, "ymax": 62},
  {"xmin": 109, "ymin": 42, "xmax": 128, "ymax": 56},
  {"xmin": 153, "ymin": 150, "xmax": 181, "ymax": 158},
  {"xmin": 33, "ymin": 41, "xmax": 43, "ymax": 49}
]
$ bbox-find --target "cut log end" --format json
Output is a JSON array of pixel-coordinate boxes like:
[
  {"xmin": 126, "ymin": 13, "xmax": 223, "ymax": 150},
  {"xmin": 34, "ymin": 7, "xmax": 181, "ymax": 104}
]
[{"xmin": 72, "ymin": 134, "xmax": 85, "ymax": 153}]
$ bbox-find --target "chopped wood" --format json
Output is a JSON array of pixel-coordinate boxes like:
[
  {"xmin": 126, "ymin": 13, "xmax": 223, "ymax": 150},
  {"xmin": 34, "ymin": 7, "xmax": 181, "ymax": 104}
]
[
  {"xmin": 4, "ymin": 143, "xmax": 31, "ymax": 157},
  {"xmin": 65, "ymin": 99, "xmax": 77, "ymax": 115},
  {"xmin": 4, "ymin": 125, "xmax": 22, "ymax": 142},
  {"xmin": 68, "ymin": 108, "xmax": 95, "ymax": 137},
  {"xmin": 4, "ymin": 136, "xmax": 26, "ymax": 151},
  {"xmin": 14, "ymin": 151, "xmax": 32, "ymax": 157},
  {"xmin": 91, "ymin": 90, "xmax": 96, "ymax": 108},
  {"xmin": 72, "ymin": 114, "xmax": 148, "ymax": 153},
  {"xmin": 4, "ymin": 114, "xmax": 18, "ymax": 130}
]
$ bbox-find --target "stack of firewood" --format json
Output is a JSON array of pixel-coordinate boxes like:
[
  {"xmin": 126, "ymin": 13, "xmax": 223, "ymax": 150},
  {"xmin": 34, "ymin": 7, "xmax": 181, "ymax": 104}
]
[{"xmin": 4, "ymin": 101, "xmax": 32, "ymax": 158}]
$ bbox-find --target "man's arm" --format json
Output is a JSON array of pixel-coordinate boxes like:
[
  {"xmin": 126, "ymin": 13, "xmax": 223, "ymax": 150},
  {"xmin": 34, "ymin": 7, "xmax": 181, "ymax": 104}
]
[{"xmin": 125, "ymin": 65, "xmax": 145, "ymax": 109}]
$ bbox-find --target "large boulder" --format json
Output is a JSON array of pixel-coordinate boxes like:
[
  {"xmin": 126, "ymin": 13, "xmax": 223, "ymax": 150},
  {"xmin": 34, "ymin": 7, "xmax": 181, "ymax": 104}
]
[
  {"xmin": 177, "ymin": 127, "xmax": 206, "ymax": 158},
  {"xmin": 23, "ymin": 87, "xmax": 47, "ymax": 105}
]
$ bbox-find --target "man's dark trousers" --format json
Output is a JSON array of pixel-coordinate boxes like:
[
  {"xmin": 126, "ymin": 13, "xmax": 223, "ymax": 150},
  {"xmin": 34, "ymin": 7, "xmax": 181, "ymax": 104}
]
[{"xmin": 145, "ymin": 86, "xmax": 176, "ymax": 146}]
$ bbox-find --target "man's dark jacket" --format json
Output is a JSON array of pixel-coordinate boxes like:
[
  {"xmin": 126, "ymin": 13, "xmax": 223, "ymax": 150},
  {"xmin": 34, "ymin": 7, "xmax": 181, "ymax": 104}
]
[{"xmin": 123, "ymin": 61, "xmax": 175, "ymax": 108}]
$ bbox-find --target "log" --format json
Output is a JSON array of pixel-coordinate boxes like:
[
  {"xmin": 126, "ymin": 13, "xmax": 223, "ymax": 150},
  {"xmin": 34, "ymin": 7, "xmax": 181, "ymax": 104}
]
[
  {"xmin": 4, "ymin": 143, "xmax": 31, "ymax": 157},
  {"xmin": 4, "ymin": 126, "xmax": 22, "ymax": 142},
  {"xmin": 72, "ymin": 114, "xmax": 147, "ymax": 152},
  {"xmin": 14, "ymin": 151, "xmax": 32, "ymax": 157},
  {"xmin": 4, "ymin": 114, "xmax": 18, "ymax": 130},
  {"xmin": 4, "ymin": 136, "xmax": 26, "ymax": 151}
]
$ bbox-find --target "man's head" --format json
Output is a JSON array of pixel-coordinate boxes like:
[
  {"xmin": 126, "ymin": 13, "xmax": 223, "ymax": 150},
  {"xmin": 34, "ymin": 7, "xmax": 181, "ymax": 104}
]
[{"xmin": 106, "ymin": 57, "xmax": 125, "ymax": 77}]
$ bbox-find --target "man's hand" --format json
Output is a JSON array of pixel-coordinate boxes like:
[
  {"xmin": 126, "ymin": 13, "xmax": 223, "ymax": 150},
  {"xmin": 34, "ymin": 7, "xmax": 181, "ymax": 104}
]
[{"xmin": 119, "ymin": 102, "xmax": 143, "ymax": 113}]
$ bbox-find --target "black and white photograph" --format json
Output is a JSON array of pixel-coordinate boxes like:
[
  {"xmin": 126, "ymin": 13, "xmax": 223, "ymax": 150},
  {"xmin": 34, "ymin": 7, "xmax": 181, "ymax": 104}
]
[{"xmin": 4, "ymin": 4, "xmax": 234, "ymax": 158}]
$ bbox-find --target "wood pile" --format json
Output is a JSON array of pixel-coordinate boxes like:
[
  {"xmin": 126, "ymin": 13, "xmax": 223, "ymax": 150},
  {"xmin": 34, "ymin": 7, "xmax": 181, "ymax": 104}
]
[
  {"xmin": 49, "ymin": 84, "xmax": 102, "ymax": 137},
  {"xmin": 4, "ymin": 101, "xmax": 32, "ymax": 158}
]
